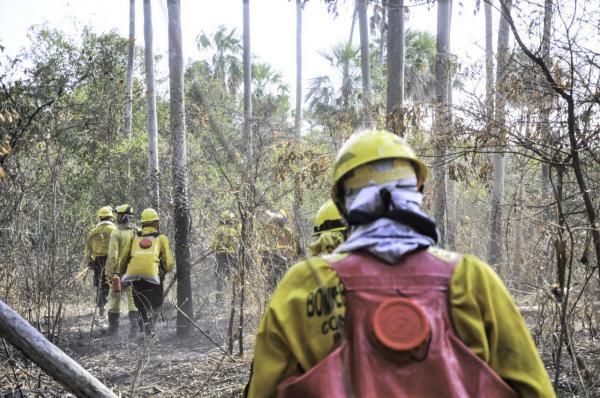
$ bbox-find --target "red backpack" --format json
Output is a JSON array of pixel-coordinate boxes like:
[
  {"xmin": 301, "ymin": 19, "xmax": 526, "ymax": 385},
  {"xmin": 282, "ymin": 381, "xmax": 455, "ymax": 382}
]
[{"xmin": 277, "ymin": 250, "xmax": 516, "ymax": 398}]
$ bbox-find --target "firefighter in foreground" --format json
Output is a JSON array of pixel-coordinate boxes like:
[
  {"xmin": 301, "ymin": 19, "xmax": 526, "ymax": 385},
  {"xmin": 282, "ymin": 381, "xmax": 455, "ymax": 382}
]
[
  {"xmin": 118, "ymin": 208, "xmax": 174, "ymax": 337},
  {"xmin": 105, "ymin": 204, "xmax": 140, "ymax": 336},
  {"xmin": 84, "ymin": 206, "xmax": 116, "ymax": 318},
  {"xmin": 307, "ymin": 199, "xmax": 347, "ymax": 256},
  {"xmin": 211, "ymin": 211, "xmax": 239, "ymax": 303},
  {"xmin": 246, "ymin": 130, "xmax": 554, "ymax": 397}
]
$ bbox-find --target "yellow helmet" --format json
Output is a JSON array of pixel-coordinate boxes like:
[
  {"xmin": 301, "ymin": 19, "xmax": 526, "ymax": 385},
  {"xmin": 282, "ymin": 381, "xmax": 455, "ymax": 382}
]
[
  {"xmin": 220, "ymin": 210, "xmax": 235, "ymax": 221},
  {"xmin": 140, "ymin": 208, "xmax": 159, "ymax": 223},
  {"xmin": 96, "ymin": 206, "xmax": 113, "ymax": 219},
  {"xmin": 313, "ymin": 200, "xmax": 346, "ymax": 236},
  {"xmin": 331, "ymin": 129, "xmax": 428, "ymax": 201},
  {"xmin": 115, "ymin": 204, "xmax": 133, "ymax": 215}
]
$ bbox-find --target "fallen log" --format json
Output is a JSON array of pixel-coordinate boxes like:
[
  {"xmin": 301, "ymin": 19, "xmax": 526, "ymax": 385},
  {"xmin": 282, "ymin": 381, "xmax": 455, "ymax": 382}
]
[{"xmin": 0, "ymin": 299, "xmax": 117, "ymax": 398}]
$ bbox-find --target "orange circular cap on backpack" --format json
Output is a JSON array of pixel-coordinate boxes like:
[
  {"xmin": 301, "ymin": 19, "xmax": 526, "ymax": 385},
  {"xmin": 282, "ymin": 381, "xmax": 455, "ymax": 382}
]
[{"xmin": 372, "ymin": 298, "xmax": 430, "ymax": 352}]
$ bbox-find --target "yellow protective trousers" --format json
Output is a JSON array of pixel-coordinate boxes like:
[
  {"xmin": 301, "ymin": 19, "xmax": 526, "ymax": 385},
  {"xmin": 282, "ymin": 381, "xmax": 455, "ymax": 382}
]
[{"xmin": 107, "ymin": 284, "xmax": 137, "ymax": 314}]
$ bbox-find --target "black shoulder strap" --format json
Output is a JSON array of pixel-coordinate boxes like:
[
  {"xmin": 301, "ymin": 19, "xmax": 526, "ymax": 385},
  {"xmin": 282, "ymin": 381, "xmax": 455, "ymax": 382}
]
[{"xmin": 138, "ymin": 230, "xmax": 159, "ymax": 238}]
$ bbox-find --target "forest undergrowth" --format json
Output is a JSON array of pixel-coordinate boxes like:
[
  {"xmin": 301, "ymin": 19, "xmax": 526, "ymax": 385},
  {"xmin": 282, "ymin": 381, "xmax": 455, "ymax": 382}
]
[
  {"xmin": 0, "ymin": 265, "xmax": 254, "ymax": 398},
  {"xmin": 1, "ymin": 269, "xmax": 599, "ymax": 397}
]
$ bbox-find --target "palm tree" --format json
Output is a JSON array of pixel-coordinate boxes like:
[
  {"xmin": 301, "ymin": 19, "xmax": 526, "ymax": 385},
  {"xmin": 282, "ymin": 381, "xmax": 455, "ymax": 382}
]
[
  {"xmin": 306, "ymin": 42, "xmax": 362, "ymax": 142},
  {"xmin": 307, "ymin": 43, "xmax": 362, "ymax": 113},
  {"xmin": 433, "ymin": 0, "xmax": 452, "ymax": 246},
  {"xmin": 239, "ymin": 0, "xmax": 252, "ymax": 357},
  {"xmin": 386, "ymin": 0, "xmax": 405, "ymax": 135},
  {"xmin": 196, "ymin": 25, "xmax": 243, "ymax": 94},
  {"xmin": 252, "ymin": 63, "xmax": 285, "ymax": 98},
  {"xmin": 404, "ymin": 31, "xmax": 436, "ymax": 102},
  {"xmin": 167, "ymin": 0, "xmax": 193, "ymax": 337},
  {"xmin": 540, "ymin": 0, "xmax": 553, "ymax": 221},
  {"xmin": 489, "ymin": 0, "xmax": 513, "ymax": 268},
  {"xmin": 143, "ymin": 0, "xmax": 159, "ymax": 208},
  {"xmin": 250, "ymin": 62, "xmax": 290, "ymax": 123},
  {"xmin": 293, "ymin": 0, "xmax": 305, "ymax": 255},
  {"xmin": 125, "ymin": 0, "xmax": 135, "ymax": 194},
  {"xmin": 357, "ymin": 0, "xmax": 374, "ymax": 127}
]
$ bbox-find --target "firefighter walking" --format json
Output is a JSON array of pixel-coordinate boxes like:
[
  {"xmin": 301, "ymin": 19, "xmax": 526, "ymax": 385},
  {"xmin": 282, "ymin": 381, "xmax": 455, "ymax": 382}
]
[
  {"xmin": 210, "ymin": 211, "xmax": 239, "ymax": 304},
  {"xmin": 260, "ymin": 210, "xmax": 297, "ymax": 291},
  {"xmin": 118, "ymin": 208, "xmax": 175, "ymax": 337},
  {"xmin": 105, "ymin": 204, "xmax": 140, "ymax": 337},
  {"xmin": 84, "ymin": 206, "xmax": 116, "ymax": 318},
  {"xmin": 246, "ymin": 130, "xmax": 554, "ymax": 397}
]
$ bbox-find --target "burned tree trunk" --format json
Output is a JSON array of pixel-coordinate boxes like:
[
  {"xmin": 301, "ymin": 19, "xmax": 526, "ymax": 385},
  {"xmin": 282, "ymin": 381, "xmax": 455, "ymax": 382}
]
[{"xmin": 0, "ymin": 300, "xmax": 117, "ymax": 398}]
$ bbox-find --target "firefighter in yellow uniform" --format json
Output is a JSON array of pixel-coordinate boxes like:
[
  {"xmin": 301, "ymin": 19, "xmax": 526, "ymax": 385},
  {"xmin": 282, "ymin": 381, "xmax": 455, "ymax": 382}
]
[
  {"xmin": 246, "ymin": 130, "xmax": 555, "ymax": 397},
  {"xmin": 307, "ymin": 199, "xmax": 347, "ymax": 256},
  {"xmin": 210, "ymin": 211, "xmax": 239, "ymax": 303},
  {"xmin": 84, "ymin": 206, "xmax": 116, "ymax": 318},
  {"xmin": 260, "ymin": 210, "xmax": 297, "ymax": 291},
  {"xmin": 118, "ymin": 208, "xmax": 175, "ymax": 337},
  {"xmin": 105, "ymin": 204, "xmax": 140, "ymax": 336}
]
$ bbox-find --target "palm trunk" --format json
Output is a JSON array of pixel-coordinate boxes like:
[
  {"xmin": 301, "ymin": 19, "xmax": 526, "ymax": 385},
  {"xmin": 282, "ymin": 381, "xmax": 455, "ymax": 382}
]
[
  {"xmin": 143, "ymin": 0, "xmax": 160, "ymax": 209},
  {"xmin": 348, "ymin": 4, "xmax": 358, "ymax": 45},
  {"xmin": 488, "ymin": 0, "xmax": 512, "ymax": 268},
  {"xmin": 293, "ymin": 0, "xmax": 304, "ymax": 256},
  {"xmin": 484, "ymin": 0, "xmax": 494, "ymax": 135},
  {"xmin": 445, "ymin": 66, "xmax": 456, "ymax": 248},
  {"xmin": 386, "ymin": 0, "xmax": 405, "ymax": 135},
  {"xmin": 540, "ymin": 0, "xmax": 553, "ymax": 221},
  {"xmin": 125, "ymin": 0, "xmax": 135, "ymax": 196},
  {"xmin": 378, "ymin": 2, "xmax": 386, "ymax": 65},
  {"xmin": 167, "ymin": 0, "xmax": 193, "ymax": 337},
  {"xmin": 239, "ymin": 0, "xmax": 253, "ymax": 357},
  {"xmin": 357, "ymin": 0, "xmax": 374, "ymax": 128},
  {"xmin": 433, "ymin": 0, "xmax": 452, "ymax": 247}
]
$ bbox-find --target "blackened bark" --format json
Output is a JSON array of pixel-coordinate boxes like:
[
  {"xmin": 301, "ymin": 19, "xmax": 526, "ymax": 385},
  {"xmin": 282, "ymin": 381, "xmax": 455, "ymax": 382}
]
[{"xmin": 167, "ymin": 0, "xmax": 193, "ymax": 336}]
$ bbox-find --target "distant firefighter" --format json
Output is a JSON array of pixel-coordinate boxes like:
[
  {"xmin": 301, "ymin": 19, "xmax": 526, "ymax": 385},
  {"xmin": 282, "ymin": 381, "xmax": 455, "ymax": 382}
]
[
  {"xmin": 308, "ymin": 199, "xmax": 347, "ymax": 256},
  {"xmin": 258, "ymin": 210, "xmax": 297, "ymax": 291},
  {"xmin": 84, "ymin": 206, "xmax": 116, "ymax": 319},
  {"xmin": 211, "ymin": 210, "xmax": 239, "ymax": 303},
  {"xmin": 105, "ymin": 204, "xmax": 141, "ymax": 337}
]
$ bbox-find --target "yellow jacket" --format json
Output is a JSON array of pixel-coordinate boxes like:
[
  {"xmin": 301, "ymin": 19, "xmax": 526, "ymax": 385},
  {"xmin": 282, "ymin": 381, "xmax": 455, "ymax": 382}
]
[
  {"xmin": 258, "ymin": 224, "xmax": 297, "ymax": 257},
  {"xmin": 307, "ymin": 231, "xmax": 345, "ymax": 256},
  {"xmin": 211, "ymin": 224, "xmax": 239, "ymax": 254},
  {"xmin": 246, "ymin": 248, "xmax": 555, "ymax": 398},
  {"xmin": 117, "ymin": 226, "xmax": 175, "ymax": 277},
  {"xmin": 106, "ymin": 224, "xmax": 137, "ymax": 277},
  {"xmin": 84, "ymin": 221, "xmax": 116, "ymax": 261}
]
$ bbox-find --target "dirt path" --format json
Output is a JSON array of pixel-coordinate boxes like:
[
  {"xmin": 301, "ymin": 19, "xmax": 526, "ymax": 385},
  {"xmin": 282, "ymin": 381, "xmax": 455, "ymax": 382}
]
[{"xmin": 1, "ymin": 303, "xmax": 253, "ymax": 398}]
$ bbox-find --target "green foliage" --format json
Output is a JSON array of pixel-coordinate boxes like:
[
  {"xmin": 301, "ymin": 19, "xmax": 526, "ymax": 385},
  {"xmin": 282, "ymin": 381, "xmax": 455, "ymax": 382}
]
[
  {"xmin": 306, "ymin": 42, "xmax": 363, "ymax": 144},
  {"xmin": 0, "ymin": 26, "xmax": 148, "ymax": 311},
  {"xmin": 196, "ymin": 25, "xmax": 243, "ymax": 95}
]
